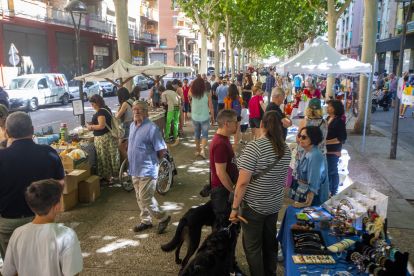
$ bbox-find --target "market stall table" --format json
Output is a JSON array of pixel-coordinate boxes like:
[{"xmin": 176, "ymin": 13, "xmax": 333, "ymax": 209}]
[{"xmin": 277, "ymin": 206, "xmax": 410, "ymax": 276}]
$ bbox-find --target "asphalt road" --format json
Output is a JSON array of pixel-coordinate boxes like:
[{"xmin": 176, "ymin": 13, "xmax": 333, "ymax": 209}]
[{"xmin": 369, "ymin": 104, "xmax": 414, "ymax": 146}]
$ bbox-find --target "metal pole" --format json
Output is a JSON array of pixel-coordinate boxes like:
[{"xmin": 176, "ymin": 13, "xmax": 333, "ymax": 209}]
[
  {"xmin": 71, "ymin": 12, "xmax": 85, "ymax": 126},
  {"xmin": 390, "ymin": 0, "xmax": 412, "ymax": 159},
  {"xmin": 362, "ymin": 72, "xmax": 372, "ymax": 152}
]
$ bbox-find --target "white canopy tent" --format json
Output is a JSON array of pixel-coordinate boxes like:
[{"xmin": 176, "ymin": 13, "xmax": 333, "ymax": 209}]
[
  {"xmin": 276, "ymin": 37, "xmax": 373, "ymax": 152},
  {"xmin": 276, "ymin": 37, "xmax": 372, "ymax": 75},
  {"xmin": 74, "ymin": 60, "xmax": 195, "ymax": 87}
]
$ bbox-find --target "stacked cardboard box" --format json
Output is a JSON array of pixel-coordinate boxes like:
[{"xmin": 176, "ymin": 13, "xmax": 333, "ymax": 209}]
[
  {"xmin": 78, "ymin": 175, "xmax": 100, "ymax": 203},
  {"xmin": 60, "ymin": 169, "xmax": 90, "ymax": 212}
]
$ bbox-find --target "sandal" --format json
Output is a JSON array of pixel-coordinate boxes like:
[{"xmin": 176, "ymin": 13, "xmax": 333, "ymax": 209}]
[
  {"xmin": 200, "ymin": 151, "xmax": 206, "ymax": 159},
  {"xmin": 195, "ymin": 152, "xmax": 200, "ymax": 157},
  {"xmin": 100, "ymin": 179, "xmax": 114, "ymax": 186}
]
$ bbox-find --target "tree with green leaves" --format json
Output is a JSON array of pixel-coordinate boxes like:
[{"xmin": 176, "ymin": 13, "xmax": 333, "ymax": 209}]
[{"xmin": 173, "ymin": 0, "xmax": 221, "ymax": 74}]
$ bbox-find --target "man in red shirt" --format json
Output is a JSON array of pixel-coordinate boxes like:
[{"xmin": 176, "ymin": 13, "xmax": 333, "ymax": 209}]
[
  {"xmin": 209, "ymin": 109, "xmax": 239, "ymax": 216},
  {"xmin": 182, "ymin": 79, "xmax": 191, "ymax": 125}
]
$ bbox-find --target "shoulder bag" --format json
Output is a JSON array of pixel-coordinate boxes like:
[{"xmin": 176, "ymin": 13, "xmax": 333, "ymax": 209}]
[
  {"xmin": 228, "ymin": 156, "xmax": 281, "ymax": 204},
  {"xmin": 102, "ymin": 108, "xmax": 125, "ymax": 139}
]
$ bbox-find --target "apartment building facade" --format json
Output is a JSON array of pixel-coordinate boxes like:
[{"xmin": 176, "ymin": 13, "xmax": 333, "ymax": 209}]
[
  {"xmin": 0, "ymin": 0, "xmax": 159, "ymax": 81},
  {"xmin": 335, "ymin": 0, "xmax": 364, "ymax": 59}
]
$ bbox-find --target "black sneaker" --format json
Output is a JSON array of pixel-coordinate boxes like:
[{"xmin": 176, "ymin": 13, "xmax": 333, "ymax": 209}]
[
  {"xmin": 133, "ymin": 223, "xmax": 153, "ymax": 232},
  {"xmin": 157, "ymin": 215, "xmax": 171, "ymax": 234}
]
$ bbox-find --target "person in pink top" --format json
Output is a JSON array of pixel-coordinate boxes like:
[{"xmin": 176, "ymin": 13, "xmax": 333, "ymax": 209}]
[
  {"xmin": 307, "ymin": 83, "xmax": 323, "ymax": 100},
  {"xmin": 182, "ymin": 79, "xmax": 191, "ymax": 125},
  {"xmin": 248, "ymin": 82, "xmax": 266, "ymax": 141}
]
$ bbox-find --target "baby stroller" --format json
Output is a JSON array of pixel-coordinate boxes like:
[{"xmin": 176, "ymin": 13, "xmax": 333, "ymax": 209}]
[{"xmin": 372, "ymin": 90, "xmax": 390, "ymax": 113}]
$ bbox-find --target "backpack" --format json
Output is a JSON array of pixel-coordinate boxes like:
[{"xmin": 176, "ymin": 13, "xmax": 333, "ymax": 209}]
[
  {"xmin": 231, "ymin": 96, "xmax": 242, "ymax": 116},
  {"xmin": 102, "ymin": 108, "xmax": 125, "ymax": 139}
]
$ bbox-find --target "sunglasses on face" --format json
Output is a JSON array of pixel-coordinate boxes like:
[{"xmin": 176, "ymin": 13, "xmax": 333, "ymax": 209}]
[{"xmin": 298, "ymin": 135, "xmax": 309, "ymax": 140}]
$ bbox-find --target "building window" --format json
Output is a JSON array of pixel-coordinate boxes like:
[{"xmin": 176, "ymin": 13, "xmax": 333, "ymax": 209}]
[{"xmin": 160, "ymin": 39, "xmax": 167, "ymax": 48}]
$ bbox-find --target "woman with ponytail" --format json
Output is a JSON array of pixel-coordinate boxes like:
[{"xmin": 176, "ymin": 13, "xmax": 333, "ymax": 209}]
[{"xmin": 230, "ymin": 110, "xmax": 291, "ymax": 276}]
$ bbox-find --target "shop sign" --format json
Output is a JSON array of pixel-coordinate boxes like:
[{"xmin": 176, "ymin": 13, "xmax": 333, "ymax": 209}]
[
  {"xmin": 133, "ymin": 50, "xmax": 140, "ymax": 57},
  {"xmin": 93, "ymin": 46, "xmax": 109, "ymax": 56}
]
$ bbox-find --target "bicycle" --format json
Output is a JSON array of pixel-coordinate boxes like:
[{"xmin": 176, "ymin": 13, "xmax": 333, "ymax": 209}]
[{"xmin": 119, "ymin": 150, "xmax": 177, "ymax": 195}]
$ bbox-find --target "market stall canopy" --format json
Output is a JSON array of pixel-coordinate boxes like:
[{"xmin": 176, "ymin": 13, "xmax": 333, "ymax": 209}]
[
  {"xmin": 74, "ymin": 59, "xmax": 195, "ymax": 87},
  {"xmin": 276, "ymin": 37, "xmax": 372, "ymax": 75},
  {"xmin": 73, "ymin": 59, "xmax": 145, "ymax": 82}
]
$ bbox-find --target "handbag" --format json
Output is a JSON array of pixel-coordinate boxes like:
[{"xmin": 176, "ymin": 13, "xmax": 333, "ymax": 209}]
[
  {"xmin": 229, "ymin": 157, "xmax": 281, "ymax": 204},
  {"xmin": 258, "ymin": 96, "xmax": 264, "ymax": 119},
  {"xmin": 288, "ymin": 179, "xmax": 310, "ymax": 203}
]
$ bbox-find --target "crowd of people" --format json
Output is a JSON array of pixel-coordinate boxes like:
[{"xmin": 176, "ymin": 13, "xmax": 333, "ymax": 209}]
[{"xmin": 0, "ymin": 65, "xmax": 351, "ymax": 276}]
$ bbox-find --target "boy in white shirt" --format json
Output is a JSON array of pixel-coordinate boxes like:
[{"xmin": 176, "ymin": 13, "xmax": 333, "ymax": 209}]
[
  {"xmin": 1, "ymin": 179, "xmax": 83, "ymax": 276},
  {"xmin": 239, "ymin": 101, "xmax": 250, "ymax": 145}
]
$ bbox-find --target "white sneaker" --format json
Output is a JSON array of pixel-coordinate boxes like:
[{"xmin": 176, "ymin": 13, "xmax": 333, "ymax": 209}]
[{"xmin": 214, "ymin": 122, "xmax": 218, "ymax": 126}]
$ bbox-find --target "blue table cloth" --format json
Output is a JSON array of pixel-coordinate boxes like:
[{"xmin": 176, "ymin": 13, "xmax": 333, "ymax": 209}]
[{"xmin": 277, "ymin": 206, "xmax": 410, "ymax": 276}]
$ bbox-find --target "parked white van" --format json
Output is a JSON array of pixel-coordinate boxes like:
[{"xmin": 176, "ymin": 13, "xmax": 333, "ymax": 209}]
[{"xmin": 7, "ymin": 74, "xmax": 70, "ymax": 111}]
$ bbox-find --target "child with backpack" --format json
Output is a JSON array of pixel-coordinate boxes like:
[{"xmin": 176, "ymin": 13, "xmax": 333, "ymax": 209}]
[
  {"xmin": 226, "ymin": 84, "xmax": 243, "ymax": 154},
  {"xmin": 239, "ymin": 101, "xmax": 249, "ymax": 145}
]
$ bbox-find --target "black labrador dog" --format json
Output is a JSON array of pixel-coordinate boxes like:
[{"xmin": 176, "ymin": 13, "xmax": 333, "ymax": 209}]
[
  {"xmin": 161, "ymin": 200, "xmax": 216, "ymax": 268},
  {"xmin": 178, "ymin": 216, "xmax": 241, "ymax": 276}
]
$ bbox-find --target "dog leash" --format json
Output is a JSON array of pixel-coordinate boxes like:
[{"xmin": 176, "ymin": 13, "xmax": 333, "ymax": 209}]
[{"xmin": 229, "ymin": 216, "xmax": 248, "ymax": 224}]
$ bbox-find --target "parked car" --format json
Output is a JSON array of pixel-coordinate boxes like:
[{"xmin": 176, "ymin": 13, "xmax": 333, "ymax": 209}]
[
  {"xmin": 98, "ymin": 80, "xmax": 120, "ymax": 96},
  {"xmin": 134, "ymin": 75, "xmax": 153, "ymax": 90},
  {"xmin": 0, "ymin": 86, "xmax": 9, "ymax": 109},
  {"xmin": 207, "ymin": 67, "xmax": 215, "ymax": 76},
  {"xmin": 68, "ymin": 80, "xmax": 101, "ymax": 101},
  {"xmin": 7, "ymin": 74, "xmax": 69, "ymax": 111}
]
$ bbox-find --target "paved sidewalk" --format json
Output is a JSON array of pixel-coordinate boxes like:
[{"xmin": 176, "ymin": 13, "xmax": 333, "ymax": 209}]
[{"xmin": 46, "ymin": 118, "xmax": 413, "ymax": 275}]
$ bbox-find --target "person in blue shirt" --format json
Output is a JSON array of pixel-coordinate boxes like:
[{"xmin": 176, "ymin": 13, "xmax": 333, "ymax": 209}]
[
  {"xmin": 216, "ymin": 79, "xmax": 229, "ymax": 112},
  {"xmin": 293, "ymin": 75, "xmax": 302, "ymax": 93},
  {"xmin": 128, "ymin": 100, "xmax": 171, "ymax": 234},
  {"xmin": 293, "ymin": 126, "xmax": 329, "ymax": 208}
]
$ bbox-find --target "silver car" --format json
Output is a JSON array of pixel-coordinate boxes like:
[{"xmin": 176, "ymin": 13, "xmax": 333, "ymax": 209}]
[
  {"xmin": 68, "ymin": 80, "xmax": 102, "ymax": 101},
  {"xmin": 98, "ymin": 80, "xmax": 120, "ymax": 96},
  {"xmin": 134, "ymin": 75, "xmax": 149, "ymax": 90}
]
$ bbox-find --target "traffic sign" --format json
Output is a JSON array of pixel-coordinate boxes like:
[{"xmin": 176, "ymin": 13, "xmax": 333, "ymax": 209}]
[
  {"xmin": 8, "ymin": 43, "xmax": 19, "ymax": 55},
  {"xmin": 174, "ymin": 53, "xmax": 185, "ymax": 64},
  {"xmin": 9, "ymin": 54, "xmax": 20, "ymax": 66}
]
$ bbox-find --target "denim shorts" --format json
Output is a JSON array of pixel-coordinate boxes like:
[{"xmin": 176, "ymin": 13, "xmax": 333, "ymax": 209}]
[
  {"xmin": 122, "ymin": 120, "xmax": 133, "ymax": 139},
  {"xmin": 183, "ymin": 102, "xmax": 191, "ymax": 113},
  {"xmin": 390, "ymin": 90, "xmax": 396, "ymax": 100},
  {"xmin": 192, "ymin": 118, "xmax": 210, "ymax": 140}
]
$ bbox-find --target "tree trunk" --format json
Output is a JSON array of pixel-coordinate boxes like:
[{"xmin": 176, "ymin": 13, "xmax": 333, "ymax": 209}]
[
  {"xmin": 113, "ymin": 0, "xmax": 132, "ymax": 91},
  {"xmin": 225, "ymin": 14, "xmax": 230, "ymax": 77},
  {"xmin": 199, "ymin": 30, "xmax": 208, "ymax": 75},
  {"xmin": 241, "ymin": 47, "xmax": 245, "ymax": 83},
  {"xmin": 213, "ymin": 21, "xmax": 220, "ymax": 78},
  {"xmin": 326, "ymin": 14, "xmax": 338, "ymax": 99},
  {"xmin": 354, "ymin": 0, "xmax": 378, "ymax": 134},
  {"xmin": 237, "ymin": 48, "xmax": 241, "ymax": 72},
  {"xmin": 298, "ymin": 25, "xmax": 304, "ymax": 52}
]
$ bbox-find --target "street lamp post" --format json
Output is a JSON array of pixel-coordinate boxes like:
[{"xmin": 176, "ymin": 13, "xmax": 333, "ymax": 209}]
[
  {"xmin": 220, "ymin": 49, "xmax": 225, "ymax": 78},
  {"xmin": 65, "ymin": 0, "xmax": 87, "ymax": 126}
]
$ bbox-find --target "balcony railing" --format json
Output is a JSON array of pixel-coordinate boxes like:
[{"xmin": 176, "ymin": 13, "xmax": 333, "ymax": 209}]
[
  {"xmin": 151, "ymin": 34, "xmax": 158, "ymax": 44},
  {"xmin": 396, "ymin": 21, "xmax": 414, "ymax": 34},
  {"xmin": 141, "ymin": 5, "xmax": 159, "ymax": 21}
]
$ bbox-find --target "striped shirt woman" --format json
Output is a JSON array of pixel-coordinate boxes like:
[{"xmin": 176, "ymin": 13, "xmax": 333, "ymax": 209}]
[{"xmin": 230, "ymin": 110, "xmax": 291, "ymax": 276}]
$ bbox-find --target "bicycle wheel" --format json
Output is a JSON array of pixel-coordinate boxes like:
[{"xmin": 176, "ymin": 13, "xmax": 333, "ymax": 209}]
[
  {"xmin": 156, "ymin": 158, "xmax": 173, "ymax": 195},
  {"xmin": 119, "ymin": 158, "xmax": 134, "ymax": 192}
]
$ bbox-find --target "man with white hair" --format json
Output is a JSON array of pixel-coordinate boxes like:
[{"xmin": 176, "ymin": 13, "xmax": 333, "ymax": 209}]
[
  {"xmin": 265, "ymin": 87, "xmax": 292, "ymax": 140},
  {"xmin": 0, "ymin": 112, "xmax": 65, "ymax": 260},
  {"xmin": 128, "ymin": 101, "xmax": 171, "ymax": 234}
]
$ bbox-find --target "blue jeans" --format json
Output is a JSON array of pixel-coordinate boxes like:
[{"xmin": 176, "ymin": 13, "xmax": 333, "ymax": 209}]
[
  {"xmin": 193, "ymin": 118, "xmax": 210, "ymax": 139},
  {"xmin": 212, "ymin": 99, "xmax": 218, "ymax": 122},
  {"xmin": 327, "ymin": 154, "xmax": 340, "ymax": 196}
]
